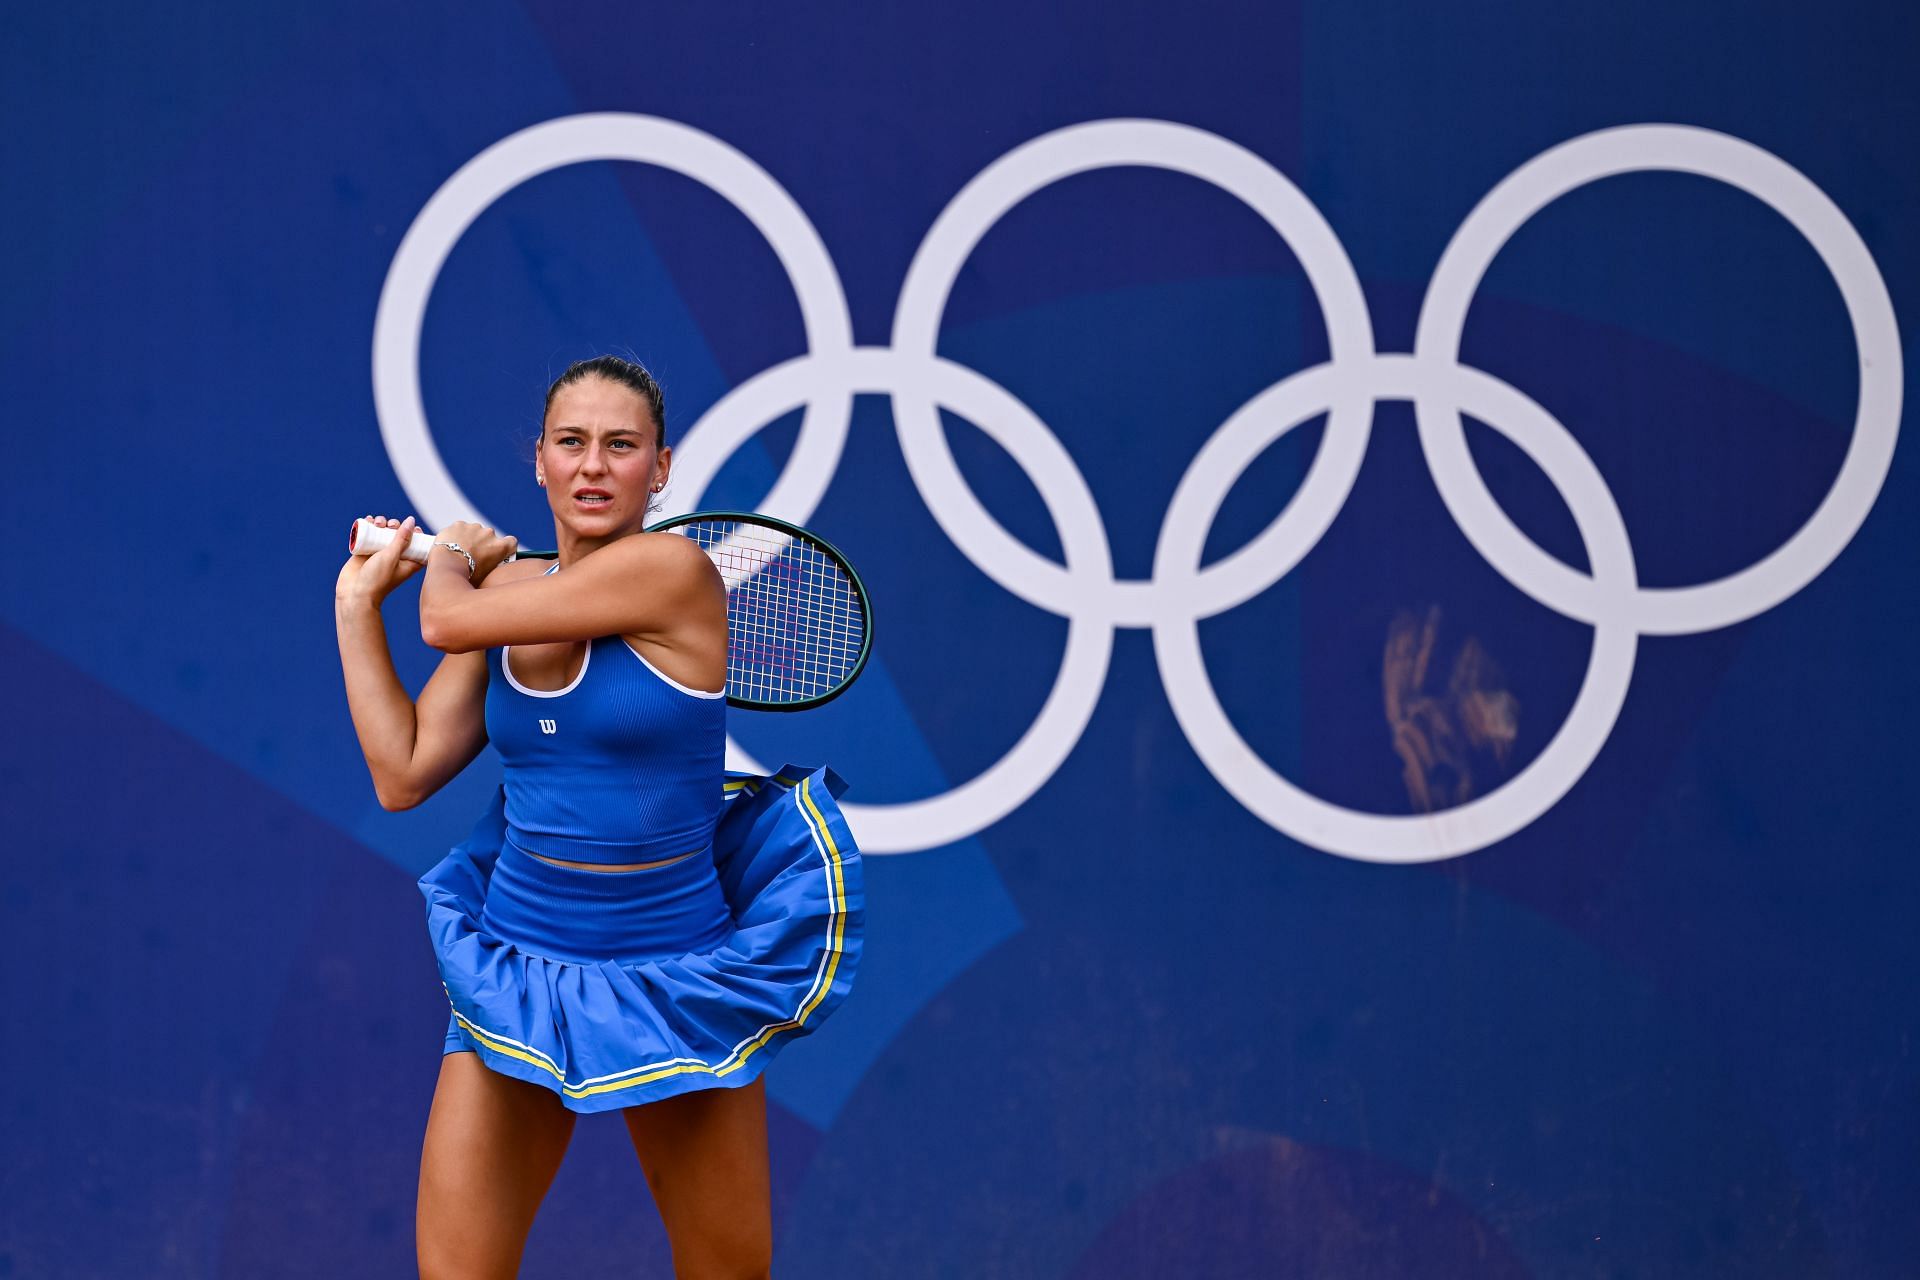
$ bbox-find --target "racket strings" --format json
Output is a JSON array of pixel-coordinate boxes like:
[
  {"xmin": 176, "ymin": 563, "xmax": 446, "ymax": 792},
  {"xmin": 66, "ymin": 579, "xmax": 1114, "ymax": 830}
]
[{"xmin": 675, "ymin": 520, "xmax": 867, "ymax": 707}]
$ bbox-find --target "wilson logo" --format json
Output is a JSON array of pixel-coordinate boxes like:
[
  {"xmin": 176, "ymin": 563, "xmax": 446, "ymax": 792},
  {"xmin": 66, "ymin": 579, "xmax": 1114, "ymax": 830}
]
[{"xmin": 538, "ymin": 719, "xmax": 557, "ymax": 735}]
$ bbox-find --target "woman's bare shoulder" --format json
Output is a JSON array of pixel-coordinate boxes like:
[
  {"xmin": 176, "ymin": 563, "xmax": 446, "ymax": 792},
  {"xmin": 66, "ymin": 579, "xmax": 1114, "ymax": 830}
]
[{"xmin": 625, "ymin": 530, "xmax": 722, "ymax": 580}]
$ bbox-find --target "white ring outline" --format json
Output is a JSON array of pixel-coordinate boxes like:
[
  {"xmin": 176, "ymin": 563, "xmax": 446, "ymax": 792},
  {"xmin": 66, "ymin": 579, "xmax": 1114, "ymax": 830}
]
[
  {"xmin": 373, "ymin": 115, "xmax": 1901, "ymax": 860},
  {"xmin": 1414, "ymin": 124, "xmax": 1903, "ymax": 635},
  {"xmin": 891, "ymin": 119, "xmax": 1378, "ymax": 627},
  {"xmin": 1154, "ymin": 355, "xmax": 1639, "ymax": 862},
  {"xmin": 371, "ymin": 113, "xmax": 855, "ymax": 534},
  {"xmin": 674, "ymin": 349, "xmax": 1114, "ymax": 853}
]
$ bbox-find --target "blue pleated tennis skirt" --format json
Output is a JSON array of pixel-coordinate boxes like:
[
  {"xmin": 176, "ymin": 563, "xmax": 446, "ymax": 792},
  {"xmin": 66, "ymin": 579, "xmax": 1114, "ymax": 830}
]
[{"xmin": 420, "ymin": 765, "xmax": 863, "ymax": 1114}]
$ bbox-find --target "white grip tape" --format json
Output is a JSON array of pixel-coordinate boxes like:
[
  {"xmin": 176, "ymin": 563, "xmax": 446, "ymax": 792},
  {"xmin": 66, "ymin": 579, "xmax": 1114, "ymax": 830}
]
[{"xmin": 349, "ymin": 517, "xmax": 438, "ymax": 564}]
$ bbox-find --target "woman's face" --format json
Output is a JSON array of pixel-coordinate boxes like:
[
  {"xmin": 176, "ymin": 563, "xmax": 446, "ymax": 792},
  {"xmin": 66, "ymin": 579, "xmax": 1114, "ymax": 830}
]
[{"xmin": 538, "ymin": 375, "xmax": 668, "ymax": 536}]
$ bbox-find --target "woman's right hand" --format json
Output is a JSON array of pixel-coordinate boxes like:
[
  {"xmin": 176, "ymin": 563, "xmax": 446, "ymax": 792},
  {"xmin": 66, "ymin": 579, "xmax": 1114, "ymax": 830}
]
[{"xmin": 336, "ymin": 514, "xmax": 424, "ymax": 608}]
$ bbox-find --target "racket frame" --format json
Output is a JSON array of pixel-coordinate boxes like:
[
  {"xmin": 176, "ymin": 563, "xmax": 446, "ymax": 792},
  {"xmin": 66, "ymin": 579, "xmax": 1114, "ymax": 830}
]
[{"xmin": 511, "ymin": 510, "xmax": 873, "ymax": 713}]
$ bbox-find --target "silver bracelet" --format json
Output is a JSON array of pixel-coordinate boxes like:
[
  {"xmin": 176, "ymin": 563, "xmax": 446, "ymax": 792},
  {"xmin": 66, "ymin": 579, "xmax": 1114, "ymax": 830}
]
[{"xmin": 432, "ymin": 539, "xmax": 476, "ymax": 577}]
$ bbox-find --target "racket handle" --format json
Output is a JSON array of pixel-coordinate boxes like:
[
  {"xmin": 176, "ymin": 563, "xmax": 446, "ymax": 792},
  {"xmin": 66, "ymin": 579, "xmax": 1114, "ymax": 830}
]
[{"xmin": 348, "ymin": 516, "xmax": 437, "ymax": 564}]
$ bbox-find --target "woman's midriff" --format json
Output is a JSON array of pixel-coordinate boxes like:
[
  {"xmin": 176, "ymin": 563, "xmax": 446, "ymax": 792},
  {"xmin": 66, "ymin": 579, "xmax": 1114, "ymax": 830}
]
[{"xmin": 523, "ymin": 848, "xmax": 701, "ymax": 874}]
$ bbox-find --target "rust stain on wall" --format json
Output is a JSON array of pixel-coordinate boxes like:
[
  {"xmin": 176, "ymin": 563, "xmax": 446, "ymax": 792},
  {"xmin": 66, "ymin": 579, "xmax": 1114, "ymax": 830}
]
[{"xmin": 1383, "ymin": 606, "xmax": 1519, "ymax": 812}]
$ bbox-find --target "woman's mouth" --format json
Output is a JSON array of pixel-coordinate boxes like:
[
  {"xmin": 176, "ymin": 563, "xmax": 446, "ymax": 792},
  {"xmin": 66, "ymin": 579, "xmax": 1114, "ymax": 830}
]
[{"xmin": 573, "ymin": 489, "xmax": 614, "ymax": 508}]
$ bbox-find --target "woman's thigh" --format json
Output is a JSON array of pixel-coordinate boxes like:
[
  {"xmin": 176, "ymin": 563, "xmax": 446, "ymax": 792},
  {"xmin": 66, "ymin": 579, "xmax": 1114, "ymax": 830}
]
[
  {"xmin": 623, "ymin": 1077, "xmax": 772, "ymax": 1279},
  {"xmin": 418, "ymin": 1051, "xmax": 578, "ymax": 1280}
]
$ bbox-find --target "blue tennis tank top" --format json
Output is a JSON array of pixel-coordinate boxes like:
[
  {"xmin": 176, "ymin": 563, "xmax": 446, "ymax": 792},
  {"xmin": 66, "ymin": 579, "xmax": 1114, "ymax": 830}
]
[{"xmin": 486, "ymin": 563, "xmax": 727, "ymax": 863}]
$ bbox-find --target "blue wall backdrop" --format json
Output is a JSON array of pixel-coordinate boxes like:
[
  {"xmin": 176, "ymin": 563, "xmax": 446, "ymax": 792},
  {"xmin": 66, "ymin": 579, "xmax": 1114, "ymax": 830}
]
[{"xmin": 3, "ymin": 2, "xmax": 1915, "ymax": 1275}]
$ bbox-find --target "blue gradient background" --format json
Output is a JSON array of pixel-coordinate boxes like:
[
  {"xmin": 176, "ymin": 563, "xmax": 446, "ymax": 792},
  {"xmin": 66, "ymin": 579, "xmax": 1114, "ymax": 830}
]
[{"xmin": 2, "ymin": 2, "xmax": 1914, "ymax": 1275}]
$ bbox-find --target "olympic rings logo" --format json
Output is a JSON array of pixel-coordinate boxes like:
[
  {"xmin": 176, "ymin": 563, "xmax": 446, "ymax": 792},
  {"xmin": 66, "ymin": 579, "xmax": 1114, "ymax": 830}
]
[{"xmin": 373, "ymin": 114, "xmax": 1901, "ymax": 863}]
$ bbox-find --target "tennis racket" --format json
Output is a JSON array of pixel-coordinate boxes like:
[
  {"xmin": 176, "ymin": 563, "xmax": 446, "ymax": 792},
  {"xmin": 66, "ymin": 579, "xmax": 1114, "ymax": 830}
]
[{"xmin": 347, "ymin": 511, "xmax": 873, "ymax": 712}]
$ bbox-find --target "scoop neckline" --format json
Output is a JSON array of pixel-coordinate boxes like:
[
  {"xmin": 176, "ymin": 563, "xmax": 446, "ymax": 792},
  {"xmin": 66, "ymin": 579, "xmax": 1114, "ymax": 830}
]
[
  {"xmin": 498, "ymin": 562, "xmax": 586, "ymax": 697},
  {"xmin": 501, "ymin": 638, "xmax": 592, "ymax": 698},
  {"xmin": 500, "ymin": 562, "xmax": 724, "ymax": 699}
]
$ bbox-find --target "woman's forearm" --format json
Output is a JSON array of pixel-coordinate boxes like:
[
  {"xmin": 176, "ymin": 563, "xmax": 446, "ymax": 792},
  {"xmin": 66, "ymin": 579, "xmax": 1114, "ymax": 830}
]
[
  {"xmin": 335, "ymin": 595, "xmax": 422, "ymax": 809},
  {"xmin": 418, "ymin": 548, "xmax": 478, "ymax": 652}
]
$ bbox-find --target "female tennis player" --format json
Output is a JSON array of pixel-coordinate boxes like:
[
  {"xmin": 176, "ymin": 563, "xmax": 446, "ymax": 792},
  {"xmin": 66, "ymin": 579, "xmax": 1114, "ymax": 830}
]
[{"xmin": 334, "ymin": 355, "xmax": 862, "ymax": 1279}]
